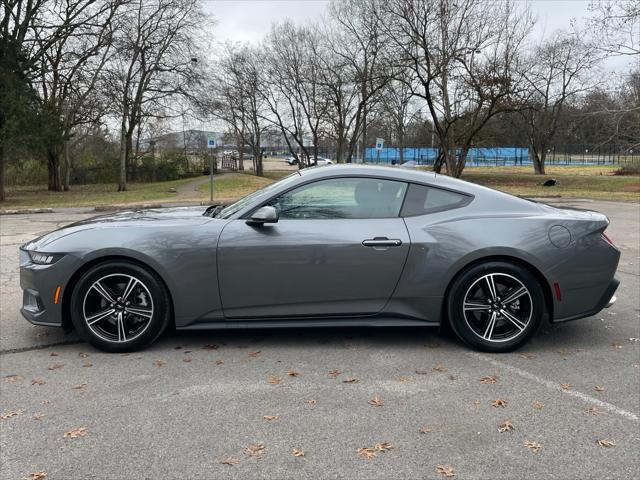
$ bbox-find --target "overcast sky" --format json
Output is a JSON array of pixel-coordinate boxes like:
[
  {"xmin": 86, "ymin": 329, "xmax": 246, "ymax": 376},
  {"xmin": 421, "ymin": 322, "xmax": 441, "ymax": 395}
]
[{"xmin": 202, "ymin": 0, "xmax": 630, "ymax": 70}]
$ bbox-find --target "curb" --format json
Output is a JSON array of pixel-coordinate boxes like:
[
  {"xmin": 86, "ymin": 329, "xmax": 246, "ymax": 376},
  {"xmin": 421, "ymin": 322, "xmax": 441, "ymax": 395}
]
[{"xmin": 0, "ymin": 208, "xmax": 54, "ymax": 215}]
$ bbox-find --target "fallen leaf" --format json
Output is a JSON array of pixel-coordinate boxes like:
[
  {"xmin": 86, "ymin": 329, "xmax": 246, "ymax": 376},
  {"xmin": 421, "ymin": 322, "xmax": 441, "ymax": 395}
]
[
  {"xmin": 374, "ymin": 442, "xmax": 393, "ymax": 452},
  {"xmin": 420, "ymin": 426, "xmax": 432, "ymax": 433},
  {"xmin": 33, "ymin": 413, "xmax": 44, "ymax": 421},
  {"xmin": 244, "ymin": 443, "xmax": 265, "ymax": 456},
  {"xmin": 560, "ymin": 383, "xmax": 572, "ymax": 391},
  {"xmin": 524, "ymin": 441, "xmax": 542, "ymax": 453},
  {"xmin": 518, "ymin": 352, "xmax": 537, "ymax": 359},
  {"xmin": 263, "ymin": 415, "xmax": 279, "ymax": 421},
  {"xmin": 63, "ymin": 427, "xmax": 88, "ymax": 438},
  {"xmin": 436, "ymin": 465, "xmax": 456, "ymax": 477},
  {"xmin": 432, "ymin": 363, "xmax": 447, "ymax": 373},
  {"xmin": 491, "ymin": 399, "xmax": 507, "ymax": 408},
  {"xmin": 292, "ymin": 448, "xmax": 305, "ymax": 457},
  {"xmin": 82, "ymin": 362, "xmax": 93, "ymax": 367},
  {"xmin": 498, "ymin": 420, "xmax": 514, "ymax": 432},
  {"xmin": 585, "ymin": 407, "xmax": 606, "ymax": 416},
  {"xmin": 357, "ymin": 447, "xmax": 377, "ymax": 459},
  {"xmin": 596, "ymin": 439, "xmax": 615, "ymax": 447},
  {"xmin": 369, "ymin": 396, "xmax": 384, "ymax": 407},
  {"xmin": 473, "ymin": 400, "xmax": 481, "ymax": 407},
  {"xmin": 5, "ymin": 374, "xmax": 24, "ymax": 382},
  {"xmin": 343, "ymin": 377, "xmax": 359, "ymax": 383},
  {"xmin": 480, "ymin": 375, "xmax": 498, "ymax": 384},
  {"xmin": 1, "ymin": 409, "xmax": 24, "ymax": 420},
  {"xmin": 154, "ymin": 359, "xmax": 166, "ymax": 368},
  {"xmin": 182, "ymin": 357, "xmax": 192, "ymax": 363},
  {"xmin": 558, "ymin": 348, "xmax": 584, "ymax": 357},
  {"xmin": 24, "ymin": 471, "xmax": 47, "ymax": 480},
  {"xmin": 287, "ymin": 369, "xmax": 301, "ymax": 377},
  {"xmin": 267, "ymin": 375, "xmax": 283, "ymax": 385},
  {"xmin": 71, "ymin": 383, "xmax": 87, "ymax": 390},
  {"xmin": 395, "ymin": 375, "xmax": 412, "ymax": 383},
  {"xmin": 220, "ymin": 457, "xmax": 240, "ymax": 465},
  {"xmin": 328, "ymin": 369, "xmax": 342, "ymax": 378},
  {"xmin": 78, "ymin": 352, "xmax": 89, "ymax": 358},
  {"xmin": 203, "ymin": 344, "xmax": 219, "ymax": 350},
  {"xmin": 31, "ymin": 378, "xmax": 46, "ymax": 386},
  {"xmin": 532, "ymin": 401, "xmax": 544, "ymax": 410},
  {"xmin": 215, "ymin": 359, "xmax": 224, "ymax": 365},
  {"xmin": 306, "ymin": 399, "xmax": 317, "ymax": 408},
  {"xmin": 41, "ymin": 400, "xmax": 50, "ymax": 405},
  {"xmin": 594, "ymin": 385, "xmax": 605, "ymax": 392},
  {"xmin": 247, "ymin": 350, "xmax": 261, "ymax": 357},
  {"xmin": 48, "ymin": 363, "xmax": 64, "ymax": 371}
]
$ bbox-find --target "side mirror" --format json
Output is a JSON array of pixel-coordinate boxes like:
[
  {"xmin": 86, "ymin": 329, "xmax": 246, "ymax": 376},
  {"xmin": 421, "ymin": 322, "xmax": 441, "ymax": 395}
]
[{"xmin": 247, "ymin": 205, "xmax": 278, "ymax": 225}]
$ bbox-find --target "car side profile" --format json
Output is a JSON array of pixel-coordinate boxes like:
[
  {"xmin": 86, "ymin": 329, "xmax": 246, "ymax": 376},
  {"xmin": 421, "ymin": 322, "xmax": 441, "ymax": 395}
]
[{"xmin": 20, "ymin": 165, "xmax": 620, "ymax": 353}]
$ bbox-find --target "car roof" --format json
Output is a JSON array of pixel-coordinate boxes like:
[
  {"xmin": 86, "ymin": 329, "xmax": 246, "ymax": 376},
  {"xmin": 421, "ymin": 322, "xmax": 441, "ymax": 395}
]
[{"xmin": 296, "ymin": 164, "xmax": 540, "ymax": 211}]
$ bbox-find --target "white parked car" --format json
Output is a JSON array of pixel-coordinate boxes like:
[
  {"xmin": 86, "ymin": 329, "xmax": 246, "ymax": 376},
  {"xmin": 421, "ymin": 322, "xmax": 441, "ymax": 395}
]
[{"xmin": 285, "ymin": 156, "xmax": 333, "ymax": 166}]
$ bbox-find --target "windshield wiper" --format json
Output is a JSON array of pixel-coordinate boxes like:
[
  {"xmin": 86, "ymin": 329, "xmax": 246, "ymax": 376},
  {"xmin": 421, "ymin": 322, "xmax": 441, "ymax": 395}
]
[{"xmin": 203, "ymin": 205, "xmax": 225, "ymax": 218}]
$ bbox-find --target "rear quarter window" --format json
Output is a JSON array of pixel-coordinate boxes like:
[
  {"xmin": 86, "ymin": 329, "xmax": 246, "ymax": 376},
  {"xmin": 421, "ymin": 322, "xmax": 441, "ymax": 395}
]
[{"xmin": 401, "ymin": 183, "xmax": 471, "ymax": 216}]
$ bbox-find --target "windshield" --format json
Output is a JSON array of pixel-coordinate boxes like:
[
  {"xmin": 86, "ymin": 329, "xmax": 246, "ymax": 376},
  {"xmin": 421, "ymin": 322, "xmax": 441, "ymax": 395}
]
[{"xmin": 213, "ymin": 172, "xmax": 301, "ymax": 219}]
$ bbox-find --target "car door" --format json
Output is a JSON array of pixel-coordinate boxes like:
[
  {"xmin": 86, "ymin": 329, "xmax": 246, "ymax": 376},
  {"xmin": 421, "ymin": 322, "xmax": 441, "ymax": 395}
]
[{"xmin": 217, "ymin": 177, "xmax": 411, "ymax": 318}]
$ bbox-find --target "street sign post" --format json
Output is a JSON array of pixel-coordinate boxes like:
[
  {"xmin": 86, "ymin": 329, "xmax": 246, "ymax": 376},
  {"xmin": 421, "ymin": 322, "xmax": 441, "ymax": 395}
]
[
  {"xmin": 207, "ymin": 137, "xmax": 216, "ymax": 202},
  {"xmin": 375, "ymin": 138, "xmax": 384, "ymax": 163}
]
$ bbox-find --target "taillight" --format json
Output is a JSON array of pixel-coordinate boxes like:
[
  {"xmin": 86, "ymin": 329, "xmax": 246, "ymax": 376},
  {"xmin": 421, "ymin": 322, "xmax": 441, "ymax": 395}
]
[{"xmin": 601, "ymin": 231, "xmax": 616, "ymax": 247}]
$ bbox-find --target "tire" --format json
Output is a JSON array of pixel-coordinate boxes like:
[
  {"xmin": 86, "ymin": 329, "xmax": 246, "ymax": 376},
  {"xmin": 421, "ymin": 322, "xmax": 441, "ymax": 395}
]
[
  {"xmin": 447, "ymin": 261, "xmax": 545, "ymax": 353},
  {"xmin": 70, "ymin": 261, "xmax": 171, "ymax": 353}
]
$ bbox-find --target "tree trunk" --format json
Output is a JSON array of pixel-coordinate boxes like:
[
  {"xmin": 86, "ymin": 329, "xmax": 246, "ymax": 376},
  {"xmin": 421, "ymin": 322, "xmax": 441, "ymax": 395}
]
[
  {"xmin": 118, "ymin": 117, "xmax": 127, "ymax": 191},
  {"xmin": 532, "ymin": 152, "xmax": 546, "ymax": 175},
  {"xmin": 46, "ymin": 148, "xmax": 62, "ymax": 191},
  {"xmin": 0, "ymin": 143, "xmax": 5, "ymax": 201},
  {"xmin": 63, "ymin": 139, "xmax": 70, "ymax": 191}
]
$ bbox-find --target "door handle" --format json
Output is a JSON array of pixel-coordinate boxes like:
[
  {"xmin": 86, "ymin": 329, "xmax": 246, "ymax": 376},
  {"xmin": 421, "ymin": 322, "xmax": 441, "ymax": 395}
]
[{"xmin": 362, "ymin": 237, "xmax": 403, "ymax": 247}]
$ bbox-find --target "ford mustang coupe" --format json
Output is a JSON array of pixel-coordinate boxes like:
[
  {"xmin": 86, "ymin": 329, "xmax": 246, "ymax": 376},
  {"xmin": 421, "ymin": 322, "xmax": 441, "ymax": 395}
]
[{"xmin": 20, "ymin": 165, "xmax": 620, "ymax": 353}]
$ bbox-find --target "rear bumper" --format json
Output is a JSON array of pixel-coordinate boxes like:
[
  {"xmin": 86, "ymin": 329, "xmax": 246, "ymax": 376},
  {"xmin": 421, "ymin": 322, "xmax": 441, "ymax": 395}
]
[{"xmin": 553, "ymin": 276, "xmax": 619, "ymax": 323}]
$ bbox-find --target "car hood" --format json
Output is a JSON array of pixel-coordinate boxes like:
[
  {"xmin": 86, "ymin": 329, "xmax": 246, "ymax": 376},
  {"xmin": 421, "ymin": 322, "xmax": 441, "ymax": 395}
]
[{"xmin": 22, "ymin": 206, "xmax": 212, "ymax": 251}]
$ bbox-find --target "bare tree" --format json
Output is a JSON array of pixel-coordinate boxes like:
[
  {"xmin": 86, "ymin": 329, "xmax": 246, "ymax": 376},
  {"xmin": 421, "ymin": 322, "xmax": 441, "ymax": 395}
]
[
  {"xmin": 106, "ymin": 0, "xmax": 203, "ymax": 191},
  {"xmin": 383, "ymin": 0, "xmax": 533, "ymax": 177},
  {"xmin": 326, "ymin": 0, "xmax": 390, "ymax": 163},
  {"xmin": 518, "ymin": 32, "xmax": 601, "ymax": 174},
  {"xmin": 586, "ymin": 0, "xmax": 640, "ymax": 57},
  {"xmin": 379, "ymin": 73, "xmax": 423, "ymax": 163},
  {"xmin": 261, "ymin": 22, "xmax": 329, "ymax": 168},
  {"xmin": 1, "ymin": 0, "xmax": 115, "ymax": 198},
  {"xmin": 34, "ymin": 0, "xmax": 121, "ymax": 191}
]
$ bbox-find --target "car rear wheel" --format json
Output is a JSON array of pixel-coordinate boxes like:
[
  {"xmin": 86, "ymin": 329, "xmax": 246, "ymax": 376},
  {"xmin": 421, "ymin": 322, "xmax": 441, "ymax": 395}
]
[
  {"xmin": 70, "ymin": 261, "xmax": 171, "ymax": 352},
  {"xmin": 447, "ymin": 261, "xmax": 544, "ymax": 352}
]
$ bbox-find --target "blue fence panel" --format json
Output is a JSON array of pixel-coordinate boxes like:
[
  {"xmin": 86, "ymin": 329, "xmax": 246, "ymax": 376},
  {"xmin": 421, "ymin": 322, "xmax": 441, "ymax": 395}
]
[{"xmin": 364, "ymin": 146, "xmax": 531, "ymax": 166}]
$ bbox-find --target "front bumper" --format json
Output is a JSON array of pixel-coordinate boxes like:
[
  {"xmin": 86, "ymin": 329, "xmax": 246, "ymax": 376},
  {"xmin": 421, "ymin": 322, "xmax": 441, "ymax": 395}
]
[
  {"xmin": 553, "ymin": 276, "xmax": 620, "ymax": 323},
  {"xmin": 19, "ymin": 249, "xmax": 74, "ymax": 327}
]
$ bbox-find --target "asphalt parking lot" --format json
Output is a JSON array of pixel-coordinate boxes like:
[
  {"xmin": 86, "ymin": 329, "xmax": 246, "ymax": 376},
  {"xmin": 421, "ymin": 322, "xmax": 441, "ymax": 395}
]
[{"xmin": 1, "ymin": 199, "xmax": 638, "ymax": 480}]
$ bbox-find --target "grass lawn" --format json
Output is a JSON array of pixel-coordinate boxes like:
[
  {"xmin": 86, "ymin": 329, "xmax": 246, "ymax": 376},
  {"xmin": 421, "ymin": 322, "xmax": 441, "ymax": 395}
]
[
  {"xmin": 458, "ymin": 165, "xmax": 639, "ymax": 202},
  {"xmin": 196, "ymin": 173, "xmax": 280, "ymax": 201},
  {"xmin": 1, "ymin": 177, "xmax": 201, "ymax": 210},
  {"xmin": 1, "ymin": 165, "xmax": 637, "ymax": 211}
]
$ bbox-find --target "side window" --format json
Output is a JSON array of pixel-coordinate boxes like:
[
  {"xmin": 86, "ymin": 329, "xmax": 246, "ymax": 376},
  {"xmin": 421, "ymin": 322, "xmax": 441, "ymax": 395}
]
[
  {"xmin": 267, "ymin": 177, "xmax": 408, "ymax": 219},
  {"xmin": 401, "ymin": 183, "xmax": 470, "ymax": 216}
]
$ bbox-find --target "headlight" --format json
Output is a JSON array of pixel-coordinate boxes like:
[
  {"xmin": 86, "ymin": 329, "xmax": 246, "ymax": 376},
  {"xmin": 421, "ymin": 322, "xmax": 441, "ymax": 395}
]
[{"xmin": 28, "ymin": 251, "xmax": 64, "ymax": 265}]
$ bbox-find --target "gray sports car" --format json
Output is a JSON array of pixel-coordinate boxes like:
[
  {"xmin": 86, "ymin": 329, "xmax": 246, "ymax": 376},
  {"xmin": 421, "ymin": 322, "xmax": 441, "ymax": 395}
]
[{"xmin": 19, "ymin": 165, "xmax": 620, "ymax": 353}]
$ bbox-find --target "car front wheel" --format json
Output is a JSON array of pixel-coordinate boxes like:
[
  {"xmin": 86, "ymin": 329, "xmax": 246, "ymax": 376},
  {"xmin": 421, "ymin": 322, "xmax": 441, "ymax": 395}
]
[
  {"xmin": 447, "ymin": 261, "xmax": 545, "ymax": 352},
  {"xmin": 70, "ymin": 261, "xmax": 171, "ymax": 352}
]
